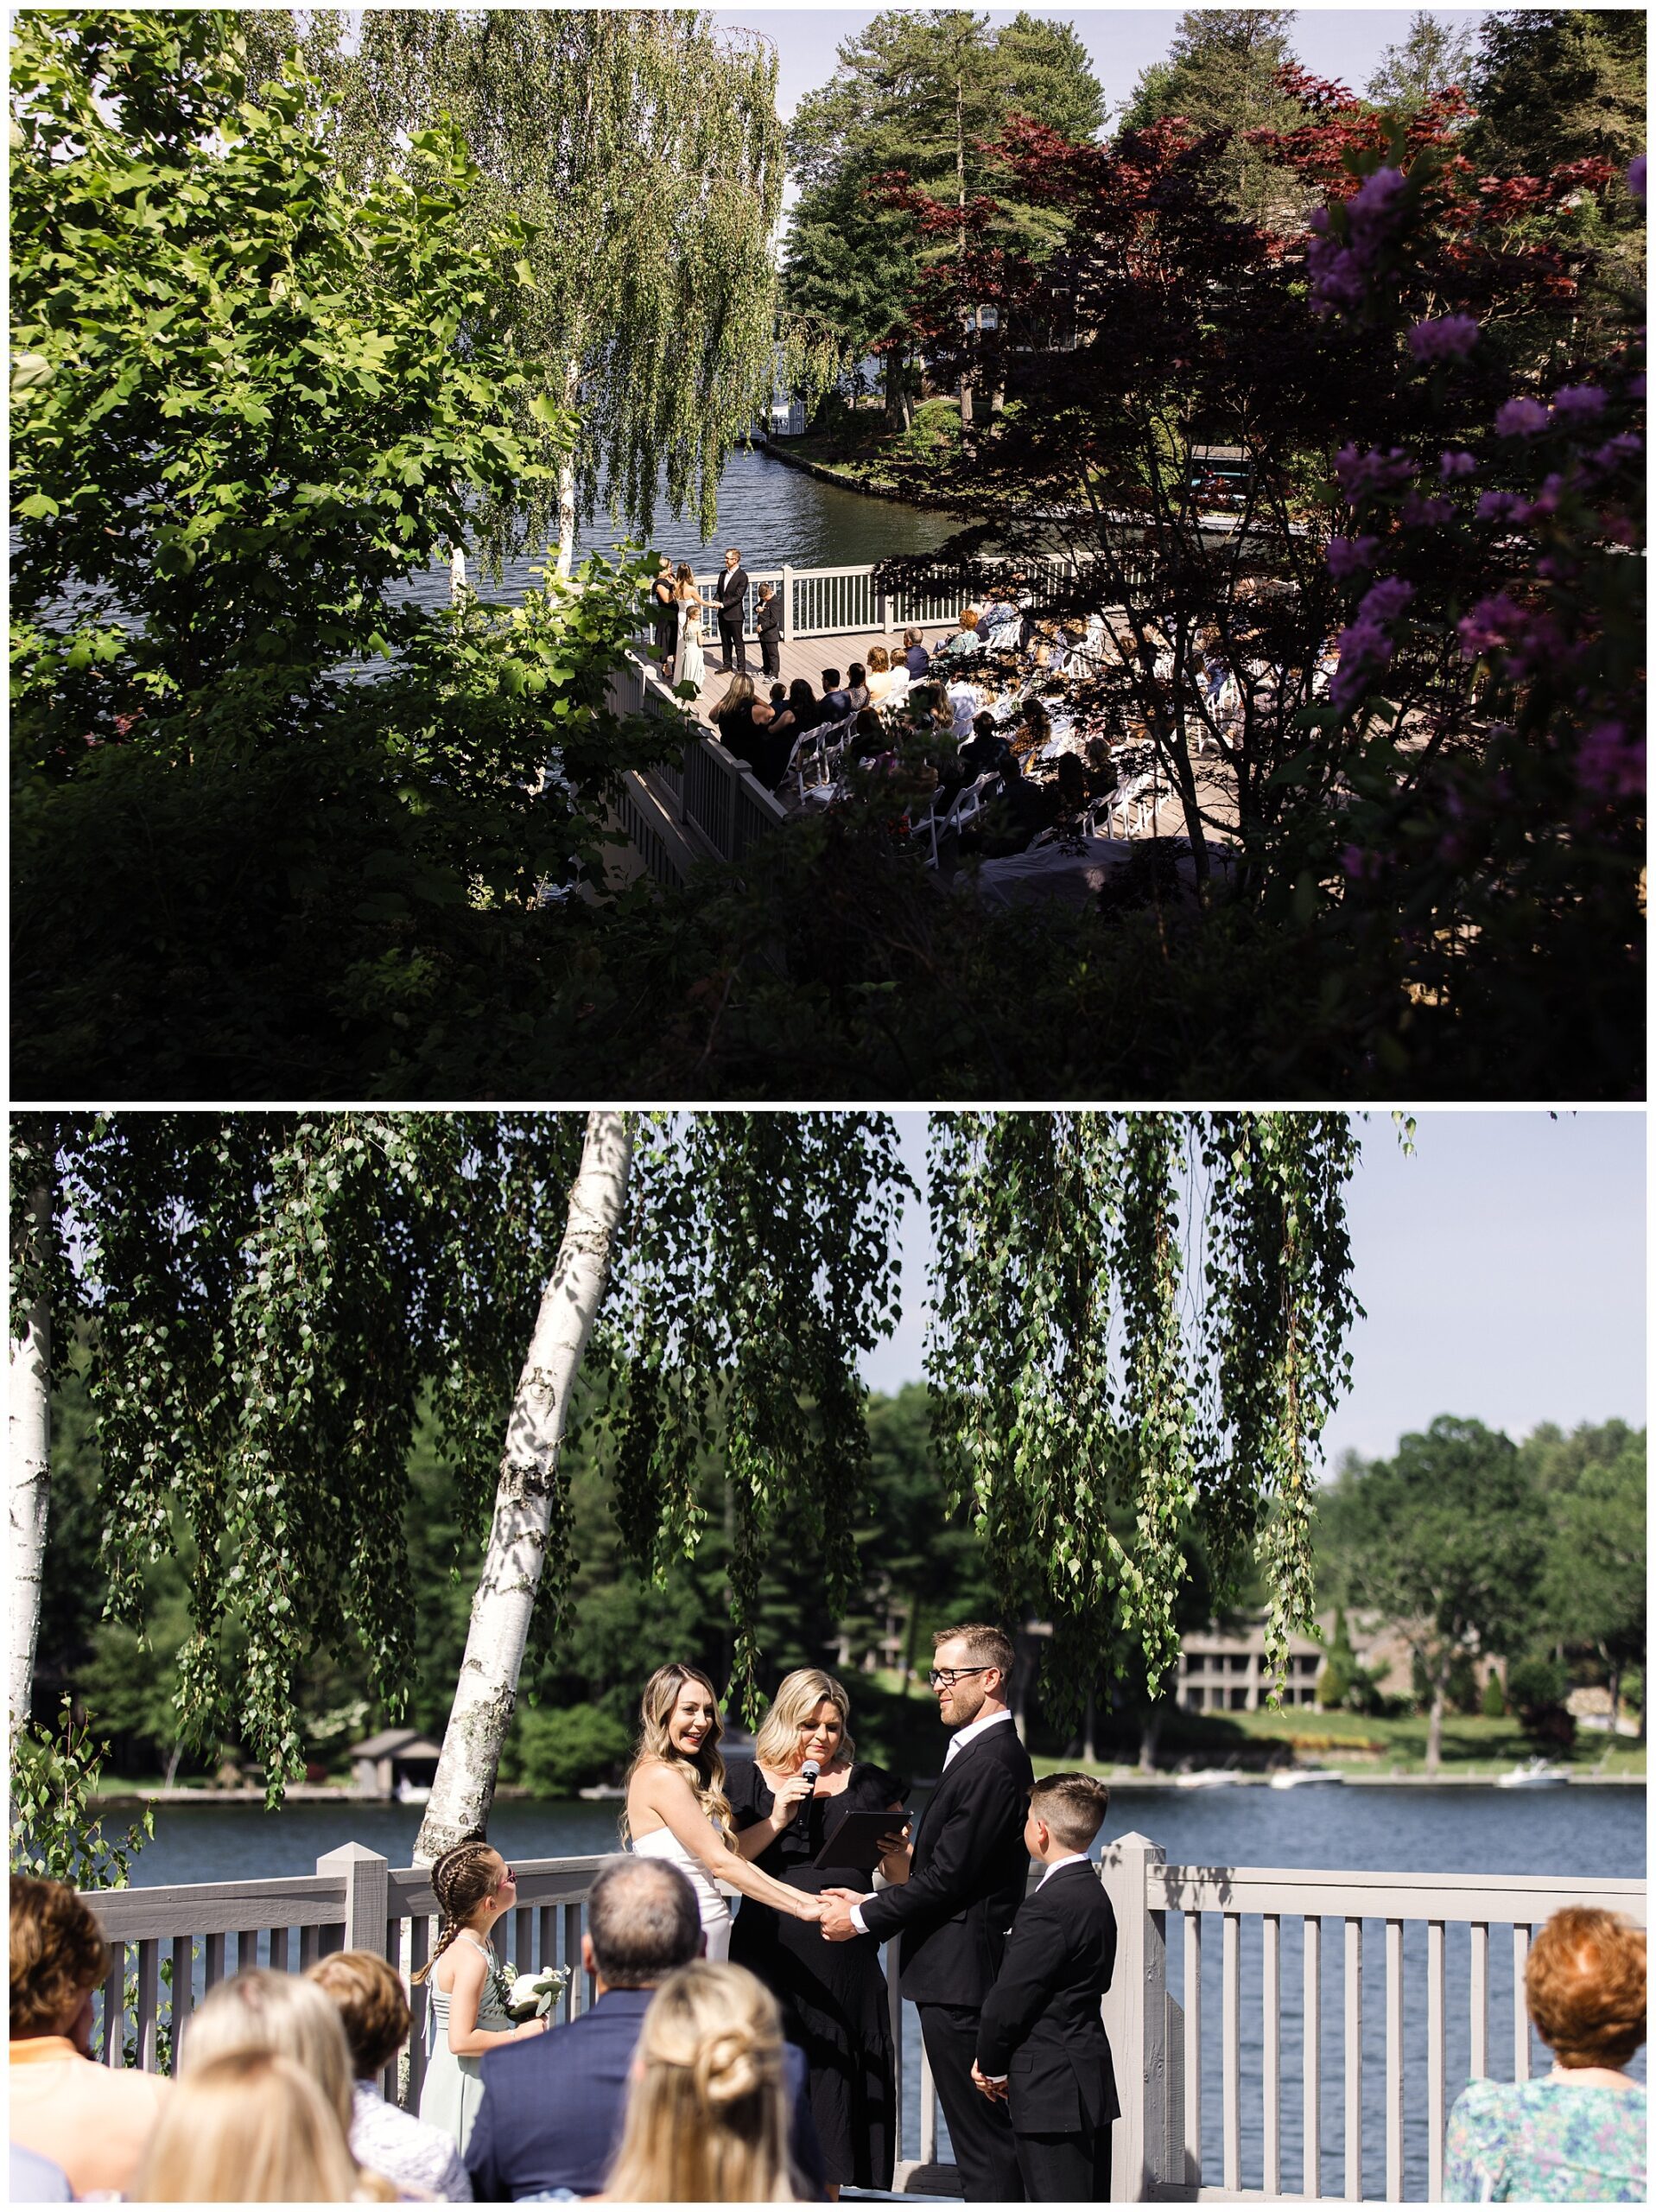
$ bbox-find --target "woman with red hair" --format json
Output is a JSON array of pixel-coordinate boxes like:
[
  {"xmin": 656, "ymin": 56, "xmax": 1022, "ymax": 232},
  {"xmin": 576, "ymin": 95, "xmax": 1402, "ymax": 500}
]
[{"xmin": 1443, "ymin": 1906, "xmax": 1646, "ymax": 2201}]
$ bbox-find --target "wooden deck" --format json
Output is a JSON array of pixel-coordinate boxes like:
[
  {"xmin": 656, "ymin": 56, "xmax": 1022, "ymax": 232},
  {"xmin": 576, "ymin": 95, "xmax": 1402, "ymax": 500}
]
[{"xmin": 646, "ymin": 621, "xmax": 958, "ymax": 718}]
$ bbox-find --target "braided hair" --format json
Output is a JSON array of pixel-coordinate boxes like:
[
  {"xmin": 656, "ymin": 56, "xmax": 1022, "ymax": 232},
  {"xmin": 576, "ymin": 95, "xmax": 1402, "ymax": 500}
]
[{"xmin": 409, "ymin": 1839, "xmax": 501, "ymax": 1986}]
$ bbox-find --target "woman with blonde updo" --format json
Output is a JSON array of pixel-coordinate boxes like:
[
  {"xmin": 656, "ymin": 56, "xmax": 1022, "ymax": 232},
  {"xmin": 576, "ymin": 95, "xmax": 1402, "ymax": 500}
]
[
  {"xmin": 728, "ymin": 1668, "xmax": 908, "ymax": 2193},
  {"xmin": 600, "ymin": 1960, "xmax": 796, "ymax": 2202},
  {"xmin": 624, "ymin": 1662, "xmax": 824, "ymax": 1964},
  {"xmin": 136, "ymin": 2049, "xmax": 358, "ymax": 2202},
  {"xmin": 410, "ymin": 1839, "xmax": 548, "ymax": 2152}
]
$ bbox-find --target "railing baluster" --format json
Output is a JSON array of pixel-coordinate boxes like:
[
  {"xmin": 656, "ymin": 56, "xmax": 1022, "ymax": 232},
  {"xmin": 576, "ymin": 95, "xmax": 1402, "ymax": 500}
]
[
  {"xmin": 1262, "ymin": 1913, "xmax": 1280, "ymax": 2196},
  {"xmin": 538, "ymin": 1904, "xmax": 555, "ymax": 1982},
  {"xmin": 1428, "ymin": 1920, "xmax": 1447, "ymax": 2202},
  {"xmin": 1469, "ymin": 1922, "xmax": 1488, "ymax": 2078},
  {"xmin": 514, "ymin": 1904, "xmax": 533, "ymax": 1976},
  {"xmin": 169, "ymin": 1934, "xmax": 194, "ymax": 2070},
  {"xmin": 268, "ymin": 1925, "xmax": 289, "ymax": 1973},
  {"xmin": 136, "ymin": 1937, "xmax": 160, "ymax": 2075},
  {"xmin": 1512, "ymin": 1924, "xmax": 1531, "ymax": 2081},
  {"xmin": 298, "ymin": 1922, "xmax": 319, "ymax": 1969},
  {"xmin": 565, "ymin": 1901, "xmax": 586, "ymax": 2018},
  {"xmin": 204, "ymin": 1930, "xmax": 225, "ymax": 1994},
  {"xmin": 102, "ymin": 1943, "xmax": 124, "ymax": 2068},
  {"xmin": 918, "ymin": 2024, "xmax": 938, "ymax": 2166},
  {"xmin": 1221, "ymin": 1910, "xmax": 1241, "ymax": 2192},
  {"xmin": 1183, "ymin": 1910, "xmax": 1202, "ymax": 2188},
  {"xmin": 1344, "ymin": 1917, "xmax": 1362, "ymax": 2202},
  {"xmin": 1385, "ymin": 1917, "xmax": 1404, "ymax": 2201},
  {"xmin": 407, "ymin": 1916, "xmax": 430, "ymax": 2113},
  {"xmin": 1303, "ymin": 1915, "xmax": 1322, "ymax": 2202}
]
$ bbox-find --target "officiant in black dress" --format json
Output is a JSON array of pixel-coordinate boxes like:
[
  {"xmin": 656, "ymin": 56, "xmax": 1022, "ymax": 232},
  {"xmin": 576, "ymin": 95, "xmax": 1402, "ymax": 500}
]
[{"xmin": 727, "ymin": 1669, "xmax": 910, "ymax": 2193}]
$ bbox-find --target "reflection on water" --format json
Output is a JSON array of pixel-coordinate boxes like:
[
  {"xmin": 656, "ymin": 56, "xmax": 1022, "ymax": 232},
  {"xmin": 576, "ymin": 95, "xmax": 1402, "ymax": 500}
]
[
  {"xmin": 124, "ymin": 1782, "xmax": 1643, "ymax": 2200},
  {"xmin": 398, "ymin": 443, "xmax": 958, "ymax": 618}
]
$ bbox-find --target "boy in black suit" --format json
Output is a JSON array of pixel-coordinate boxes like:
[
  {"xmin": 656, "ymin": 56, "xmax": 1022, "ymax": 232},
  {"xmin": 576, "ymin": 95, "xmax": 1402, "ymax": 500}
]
[{"xmin": 972, "ymin": 1771, "xmax": 1117, "ymax": 2202}]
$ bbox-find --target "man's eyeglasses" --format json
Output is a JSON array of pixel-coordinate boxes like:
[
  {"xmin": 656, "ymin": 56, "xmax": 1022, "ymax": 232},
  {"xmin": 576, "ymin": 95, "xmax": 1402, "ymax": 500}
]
[{"xmin": 928, "ymin": 1666, "xmax": 992, "ymax": 1688}]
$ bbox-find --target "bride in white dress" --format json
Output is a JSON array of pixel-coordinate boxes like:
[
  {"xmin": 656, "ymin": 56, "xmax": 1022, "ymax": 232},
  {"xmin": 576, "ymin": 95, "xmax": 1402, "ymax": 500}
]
[
  {"xmin": 670, "ymin": 564, "xmax": 707, "ymax": 697},
  {"xmin": 623, "ymin": 1662, "xmax": 822, "ymax": 1961}
]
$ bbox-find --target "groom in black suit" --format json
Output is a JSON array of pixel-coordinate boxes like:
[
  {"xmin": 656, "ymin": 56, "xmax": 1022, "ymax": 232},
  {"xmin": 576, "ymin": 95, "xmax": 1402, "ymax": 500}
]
[
  {"xmin": 820, "ymin": 1623, "xmax": 1032, "ymax": 2202},
  {"xmin": 714, "ymin": 546, "xmax": 749, "ymax": 672}
]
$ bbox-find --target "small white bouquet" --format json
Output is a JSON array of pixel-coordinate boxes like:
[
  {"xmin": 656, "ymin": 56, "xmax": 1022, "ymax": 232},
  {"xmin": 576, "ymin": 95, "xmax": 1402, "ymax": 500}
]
[{"xmin": 504, "ymin": 1963, "xmax": 571, "ymax": 2022}]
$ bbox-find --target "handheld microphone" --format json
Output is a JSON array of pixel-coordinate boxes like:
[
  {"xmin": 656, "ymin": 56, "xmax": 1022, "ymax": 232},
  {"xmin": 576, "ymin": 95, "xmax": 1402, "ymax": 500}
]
[{"xmin": 801, "ymin": 1759, "xmax": 821, "ymax": 1796}]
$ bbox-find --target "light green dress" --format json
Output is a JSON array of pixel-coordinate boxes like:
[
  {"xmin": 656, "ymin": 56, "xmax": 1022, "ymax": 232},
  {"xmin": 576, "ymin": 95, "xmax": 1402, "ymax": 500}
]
[{"xmin": 418, "ymin": 1929, "xmax": 514, "ymax": 2155}]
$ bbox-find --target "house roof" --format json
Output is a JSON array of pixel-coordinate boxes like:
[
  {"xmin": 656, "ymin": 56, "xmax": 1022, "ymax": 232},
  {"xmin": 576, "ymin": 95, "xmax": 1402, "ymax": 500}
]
[{"xmin": 349, "ymin": 1729, "xmax": 443, "ymax": 1760}]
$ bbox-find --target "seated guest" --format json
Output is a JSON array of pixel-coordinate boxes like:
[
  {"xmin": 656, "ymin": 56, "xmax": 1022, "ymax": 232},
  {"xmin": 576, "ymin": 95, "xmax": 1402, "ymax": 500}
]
[
  {"xmin": 865, "ymin": 645, "xmax": 897, "ymax": 702},
  {"xmin": 136, "ymin": 2049, "xmax": 358, "ymax": 2202},
  {"xmin": 1054, "ymin": 752, "xmax": 1089, "ymax": 822},
  {"xmin": 974, "ymin": 1772, "xmax": 1117, "ymax": 2204},
  {"xmin": 885, "ymin": 652, "xmax": 911, "ymax": 699},
  {"xmin": 848, "ymin": 708, "xmax": 893, "ymax": 766},
  {"xmin": 309, "ymin": 1949, "xmax": 473, "ymax": 2202},
  {"xmin": 937, "ymin": 607, "xmax": 982, "ymax": 658},
  {"xmin": 845, "ymin": 661, "xmax": 870, "ymax": 712},
  {"xmin": 980, "ymin": 593, "xmax": 1020, "ymax": 649},
  {"xmin": 961, "ymin": 711, "xmax": 1012, "ymax": 777},
  {"xmin": 10, "ymin": 2142, "xmax": 71, "ymax": 2204},
  {"xmin": 600, "ymin": 1961, "xmax": 799, "ymax": 2203},
  {"xmin": 183, "ymin": 1967, "xmax": 397, "ymax": 2198},
  {"xmin": 902, "ymin": 629, "xmax": 930, "ymax": 678},
  {"xmin": 708, "ymin": 673, "xmax": 765, "ymax": 773},
  {"xmin": 756, "ymin": 687, "xmax": 803, "ymax": 790},
  {"xmin": 819, "ymin": 667, "xmax": 853, "ymax": 722},
  {"xmin": 786, "ymin": 677, "xmax": 822, "ymax": 733},
  {"xmin": 9, "ymin": 1875, "xmax": 169, "ymax": 2200},
  {"xmin": 1444, "ymin": 1907, "xmax": 1645, "ymax": 2202},
  {"xmin": 946, "ymin": 675, "xmax": 986, "ymax": 740},
  {"xmin": 465, "ymin": 1857, "xmax": 825, "ymax": 2202}
]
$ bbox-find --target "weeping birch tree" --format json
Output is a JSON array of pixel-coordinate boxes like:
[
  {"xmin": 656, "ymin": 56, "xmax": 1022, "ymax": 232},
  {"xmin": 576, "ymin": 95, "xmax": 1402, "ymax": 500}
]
[
  {"xmin": 276, "ymin": 10, "xmax": 788, "ymax": 575},
  {"xmin": 11, "ymin": 1109, "xmax": 1366, "ymax": 1855}
]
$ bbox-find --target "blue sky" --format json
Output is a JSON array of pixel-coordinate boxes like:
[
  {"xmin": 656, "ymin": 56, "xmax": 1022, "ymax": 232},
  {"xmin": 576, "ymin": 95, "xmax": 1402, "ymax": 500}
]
[
  {"xmin": 714, "ymin": 7, "xmax": 1495, "ymax": 124},
  {"xmin": 859, "ymin": 1112, "xmax": 1646, "ymax": 1468}
]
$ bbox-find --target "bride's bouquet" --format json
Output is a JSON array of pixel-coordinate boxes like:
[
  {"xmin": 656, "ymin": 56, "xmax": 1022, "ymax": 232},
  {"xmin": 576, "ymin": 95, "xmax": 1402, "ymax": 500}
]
[{"xmin": 504, "ymin": 1962, "xmax": 571, "ymax": 2022}]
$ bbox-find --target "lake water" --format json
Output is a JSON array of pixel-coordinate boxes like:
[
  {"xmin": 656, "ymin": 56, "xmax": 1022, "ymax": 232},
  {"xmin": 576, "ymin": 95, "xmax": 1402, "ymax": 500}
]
[
  {"xmin": 123, "ymin": 1781, "xmax": 1644, "ymax": 2200},
  {"xmin": 401, "ymin": 442, "xmax": 956, "ymax": 618}
]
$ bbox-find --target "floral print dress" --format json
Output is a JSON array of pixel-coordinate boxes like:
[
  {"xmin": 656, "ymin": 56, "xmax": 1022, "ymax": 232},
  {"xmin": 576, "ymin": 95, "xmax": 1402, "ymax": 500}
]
[{"xmin": 1443, "ymin": 2077, "xmax": 1646, "ymax": 2202}]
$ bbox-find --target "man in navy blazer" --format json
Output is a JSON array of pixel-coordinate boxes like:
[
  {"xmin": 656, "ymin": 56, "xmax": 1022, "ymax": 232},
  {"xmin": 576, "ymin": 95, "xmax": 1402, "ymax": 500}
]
[{"xmin": 465, "ymin": 1856, "xmax": 826, "ymax": 2202}]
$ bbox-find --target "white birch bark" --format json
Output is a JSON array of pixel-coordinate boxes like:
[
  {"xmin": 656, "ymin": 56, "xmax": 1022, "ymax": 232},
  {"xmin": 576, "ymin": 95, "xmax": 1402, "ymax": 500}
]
[
  {"xmin": 414, "ymin": 1112, "xmax": 632, "ymax": 1863},
  {"xmin": 9, "ymin": 1186, "xmax": 53, "ymax": 1735},
  {"xmin": 555, "ymin": 353, "xmax": 582, "ymax": 580}
]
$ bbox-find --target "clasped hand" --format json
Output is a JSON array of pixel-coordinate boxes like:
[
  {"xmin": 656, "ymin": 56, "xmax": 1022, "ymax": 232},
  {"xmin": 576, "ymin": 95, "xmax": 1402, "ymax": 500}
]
[{"xmin": 817, "ymin": 1888, "xmax": 870, "ymax": 1942}]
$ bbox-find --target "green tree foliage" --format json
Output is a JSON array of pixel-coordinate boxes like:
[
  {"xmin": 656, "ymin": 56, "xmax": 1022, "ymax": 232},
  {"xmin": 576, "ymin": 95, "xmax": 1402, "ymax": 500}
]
[
  {"xmin": 12, "ymin": 1112, "xmax": 906, "ymax": 1801},
  {"xmin": 10, "ymin": 1700, "xmax": 154, "ymax": 1888},
  {"xmin": 308, "ymin": 9, "xmax": 788, "ymax": 569},
  {"xmin": 10, "ymin": 10, "xmax": 672, "ymax": 1099},
  {"xmin": 783, "ymin": 8, "xmax": 1106, "ymax": 417},
  {"xmin": 925, "ymin": 1113, "xmax": 1361, "ymax": 1714},
  {"xmin": 1366, "ymin": 11, "xmax": 1478, "ymax": 114},
  {"xmin": 1536, "ymin": 1427, "xmax": 1646, "ymax": 1728},
  {"xmin": 1116, "ymin": 9, "xmax": 1305, "ymax": 221},
  {"xmin": 1466, "ymin": 9, "xmax": 1647, "ymax": 175},
  {"xmin": 1317, "ymin": 1416, "xmax": 1548, "ymax": 1773}
]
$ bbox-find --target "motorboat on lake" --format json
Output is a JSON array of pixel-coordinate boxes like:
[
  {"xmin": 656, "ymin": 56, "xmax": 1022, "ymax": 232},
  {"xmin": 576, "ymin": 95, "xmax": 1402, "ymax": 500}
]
[
  {"xmin": 1494, "ymin": 1758, "xmax": 1571, "ymax": 1789},
  {"xmin": 1268, "ymin": 1768, "xmax": 1347, "ymax": 1789}
]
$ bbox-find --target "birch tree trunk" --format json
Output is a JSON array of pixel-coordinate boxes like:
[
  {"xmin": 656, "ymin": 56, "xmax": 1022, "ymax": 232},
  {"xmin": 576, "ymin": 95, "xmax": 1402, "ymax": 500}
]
[
  {"xmin": 9, "ymin": 1185, "xmax": 53, "ymax": 1736},
  {"xmin": 1424, "ymin": 1669, "xmax": 1447, "ymax": 1778},
  {"xmin": 414, "ymin": 1111, "xmax": 633, "ymax": 1862},
  {"xmin": 555, "ymin": 353, "xmax": 582, "ymax": 580}
]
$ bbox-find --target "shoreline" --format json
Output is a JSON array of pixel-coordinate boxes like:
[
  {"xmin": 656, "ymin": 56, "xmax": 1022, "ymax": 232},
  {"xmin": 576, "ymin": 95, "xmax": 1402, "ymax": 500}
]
[{"xmin": 92, "ymin": 1771, "xmax": 1643, "ymax": 1809}]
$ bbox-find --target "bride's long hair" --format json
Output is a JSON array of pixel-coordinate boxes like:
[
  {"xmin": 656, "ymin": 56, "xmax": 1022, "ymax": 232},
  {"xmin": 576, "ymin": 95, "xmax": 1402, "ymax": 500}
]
[{"xmin": 621, "ymin": 1662, "xmax": 734, "ymax": 1846}]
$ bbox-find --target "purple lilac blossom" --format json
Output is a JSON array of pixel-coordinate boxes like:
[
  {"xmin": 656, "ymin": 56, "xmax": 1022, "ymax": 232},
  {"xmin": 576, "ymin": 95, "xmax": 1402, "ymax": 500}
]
[
  {"xmin": 1629, "ymin": 155, "xmax": 1646, "ymax": 204},
  {"xmin": 1476, "ymin": 490, "xmax": 1523, "ymax": 522},
  {"xmin": 1577, "ymin": 721, "xmax": 1643, "ymax": 799},
  {"xmin": 1334, "ymin": 444, "xmax": 1415, "ymax": 498},
  {"xmin": 1358, "ymin": 576, "xmax": 1417, "ymax": 626},
  {"xmin": 1308, "ymin": 166, "xmax": 1409, "ymax": 317},
  {"xmin": 1325, "ymin": 535, "xmax": 1380, "ymax": 579},
  {"xmin": 1439, "ymin": 451, "xmax": 1477, "ymax": 479},
  {"xmin": 1402, "ymin": 492, "xmax": 1455, "ymax": 528},
  {"xmin": 1407, "ymin": 314, "xmax": 1480, "ymax": 362},
  {"xmin": 1549, "ymin": 384, "xmax": 1607, "ymax": 419},
  {"xmin": 1494, "ymin": 397, "xmax": 1551, "ymax": 437}
]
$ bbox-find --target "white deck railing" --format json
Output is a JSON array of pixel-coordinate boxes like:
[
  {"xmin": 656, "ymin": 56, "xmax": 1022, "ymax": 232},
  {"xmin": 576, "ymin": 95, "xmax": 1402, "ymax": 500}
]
[
  {"xmin": 78, "ymin": 1833, "xmax": 1645, "ymax": 2202},
  {"xmin": 653, "ymin": 552, "xmax": 1155, "ymax": 649},
  {"xmin": 606, "ymin": 649, "xmax": 788, "ymax": 879}
]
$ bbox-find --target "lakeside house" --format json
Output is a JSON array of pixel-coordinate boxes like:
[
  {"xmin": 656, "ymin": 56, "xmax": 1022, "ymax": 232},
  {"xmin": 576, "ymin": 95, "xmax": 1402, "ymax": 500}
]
[
  {"xmin": 1177, "ymin": 1620, "xmax": 1324, "ymax": 1713},
  {"xmin": 348, "ymin": 1727, "xmax": 441, "ymax": 1801}
]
